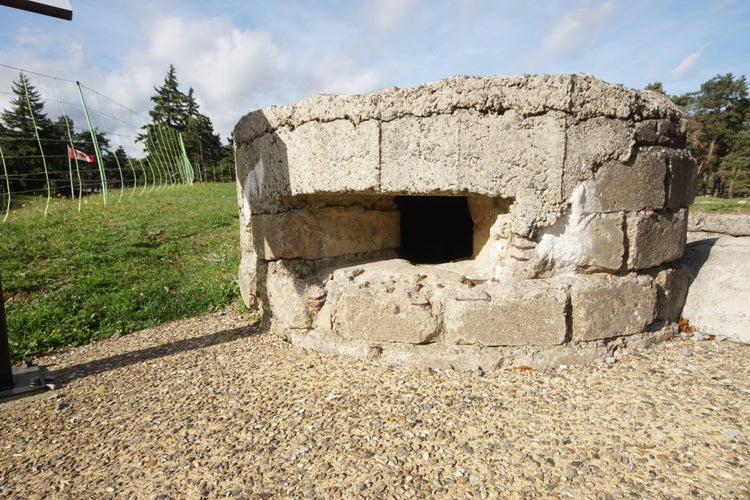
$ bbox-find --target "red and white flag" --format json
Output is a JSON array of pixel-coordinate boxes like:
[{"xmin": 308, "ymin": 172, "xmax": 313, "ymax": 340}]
[{"xmin": 67, "ymin": 145, "xmax": 95, "ymax": 163}]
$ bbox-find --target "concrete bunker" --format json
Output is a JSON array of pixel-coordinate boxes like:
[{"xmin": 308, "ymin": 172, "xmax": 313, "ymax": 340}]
[{"xmin": 234, "ymin": 74, "xmax": 698, "ymax": 370}]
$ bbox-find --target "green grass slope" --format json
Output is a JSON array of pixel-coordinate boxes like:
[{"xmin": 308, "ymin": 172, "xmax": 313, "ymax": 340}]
[{"xmin": 1, "ymin": 183, "xmax": 242, "ymax": 360}]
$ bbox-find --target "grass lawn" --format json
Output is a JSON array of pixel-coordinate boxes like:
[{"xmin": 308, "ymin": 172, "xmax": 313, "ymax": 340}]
[
  {"xmin": 1, "ymin": 183, "xmax": 244, "ymax": 361},
  {"xmin": 691, "ymin": 196, "xmax": 750, "ymax": 213}
]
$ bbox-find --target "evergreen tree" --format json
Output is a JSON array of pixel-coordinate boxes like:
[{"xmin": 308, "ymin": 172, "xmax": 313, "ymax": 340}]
[
  {"xmin": 645, "ymin": 82, "xmax": 666, "ymax": 94},
  {"xmin": 184, "ymin": 107, "xmax": 222, "ymax": 181},
  {"xmin": 673, "ymin": 73, "xmax": 750, "ymax": 196},
  {"xmin": 0, "ymin": 73, "xmax": 56, "ymax": 195},
  {"xmin": 149, "ymin": 64, "xmax": 189, "ymax": 130},
  {"xmin": 139, "ymin": 65, "xmax": 226, "ymax": 182},
  {"xmin": 721, "ymin": 128, "xmax": 750, "ymax": 197}
]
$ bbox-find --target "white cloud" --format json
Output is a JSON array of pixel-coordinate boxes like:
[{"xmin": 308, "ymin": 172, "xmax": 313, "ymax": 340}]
[
  {"xmin": 536, "ymin": 1, "xmax": 617, "ymax": 64},
  {"xmin": 101, "ymin": 16, "xmax": 293, "ymax": 139},
  {"xmin": 670, "ymin": 46, "xmax": 706, "ymax": 78},
  {"xmin": 98, "ymin": 15, "xmax": 384, "ymax": 140}
]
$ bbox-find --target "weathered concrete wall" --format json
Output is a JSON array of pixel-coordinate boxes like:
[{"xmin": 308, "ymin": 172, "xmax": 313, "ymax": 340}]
[{"xmin": 234, "ymin": 74, "xmax": 697, "ymax": 370}]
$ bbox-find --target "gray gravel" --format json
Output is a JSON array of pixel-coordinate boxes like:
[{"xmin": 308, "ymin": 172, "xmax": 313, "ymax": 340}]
[{"xmin": 1, "ymin": 310, "xmax": 748, "ymax": 499}]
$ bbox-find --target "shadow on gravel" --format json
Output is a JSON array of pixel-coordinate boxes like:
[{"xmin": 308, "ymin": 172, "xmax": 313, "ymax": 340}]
[
  {"xmin": 49, "ymin": 322, "xmax": 263, "ymax": 385},
  {"xmin": 683, "ymin": 237, "xmax": 719, "ymax": 286}
]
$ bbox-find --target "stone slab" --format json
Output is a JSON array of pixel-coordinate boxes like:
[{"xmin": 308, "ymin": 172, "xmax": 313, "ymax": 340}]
[
  {"xmin": 688, "ymin": 212, "xmax": 750, "ymax": 237},
  {"xmin": 682, "ymin": 236, "xmax": 750, "ymax": 343}
]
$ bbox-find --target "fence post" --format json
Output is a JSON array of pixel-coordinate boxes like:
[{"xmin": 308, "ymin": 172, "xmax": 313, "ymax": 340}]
[{"xmin": 0, "ymin": 276, "xmax": 14, "ymax": 389}]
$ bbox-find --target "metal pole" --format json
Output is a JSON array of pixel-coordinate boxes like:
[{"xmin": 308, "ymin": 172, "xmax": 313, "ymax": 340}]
[
  {"xmin": 76, "ymin": 82, "xmax": 108, "ymax": 206},
  {"xmin": 0, "ymin": 276, "xmax": 14, "ymax": 389}
]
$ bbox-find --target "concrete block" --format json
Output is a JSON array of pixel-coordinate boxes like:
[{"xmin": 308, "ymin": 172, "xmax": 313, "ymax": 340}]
[
  {"xmin": 235, "ymin": 133, "xmax": 294, "ymax": 215},
  {"xmin": 665, "ymin": 150, "xmax": 698, "ymax": 208},
  {"xmin": 444, "ymin": 280, "xmax": 568, "ymax": 346},
  {"xmin": 594, "ymin": 148, "xmax": 667, "ymax": 212},
  {"xmin": 626, "ymin": 209, "xmax": 687, "ymax": 269},
  {"xmin": 380, "ymin": 114, "xmax": 462, "ymax": 193},
  {"xmin": 652, "ymin": 263, "xmax": 690, "ymax": 322},
  {"xmin": 536, "ymin": 202, "xmax": 625, "ymax": 273},
  {"xmin": 457, "ymin": 110, "xmax": 566, "ymax": 202},
  {"xmin": 330, "ymin": 265, "xmax": 441, "ymax": 344},
  {"xmin": 253, "ymin": 208, "xmax": 399, "ymax": 260},
  {"xmin": 563, "ymin": 117, "xmax": 634, "ymax": 200},
  {"xmin": 571, "ymin": 274, "xmax": 656, "ymax": 341},
  {"xmin": 634, "ymin": 116, "xmax": 686, "ymax": 147},
  {"xmin": 581, "ymin": 213, "xmax": 626, "ymax": 271},
  {"xmin": 320, "ymin": 208, "xmax": 400, "ymax": 257},
  {"xmin": 238, "ymin": 252, "xmax": 261, "ymax": 310},
  {"xmin": 266, "ymin": 262, "xmax": 314, "ymax": 330},
  {"xmin": 283, "ymin": 120, "xmax": 381, "ymax": 195},
  {"xmin": 253, "ymin": 210, "xmax": 319, "ymax": 260}
]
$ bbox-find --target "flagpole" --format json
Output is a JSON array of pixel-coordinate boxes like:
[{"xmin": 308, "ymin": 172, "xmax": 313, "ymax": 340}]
[{"xmin": 67, "ymin": 148, "xmax": 75, "ymax": 200}]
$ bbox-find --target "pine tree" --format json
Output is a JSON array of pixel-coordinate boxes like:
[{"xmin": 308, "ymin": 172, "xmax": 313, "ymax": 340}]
[
  {"xmin": 149, "ymin": 64, "xmax": 190, "ymax": 130},
  {"xmin": 645, "ymin": 82, "xmax": 666, "ymax": 94},
  {"xmin": 139, "ymin": 65, "xmax": 225, "ymax": 182},
  {"xmin": 673, "ymin": 74, "xmax": 750, "ymax": 196},
  {"xmin": 0, "ymin": 73, "xmax": 55, "ymax": 194},
  {"xmin": 183, "ymin": 90, "xmax": 222, "ymax": 181}
]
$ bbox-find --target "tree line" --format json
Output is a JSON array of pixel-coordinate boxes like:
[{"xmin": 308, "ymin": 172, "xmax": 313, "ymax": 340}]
[
  {"xmin": 648, "ymin": 73, "xmax": 750, "ymax": 198},
  {"xmin": 0, "ymin": 65, "xmax": 234, "ymax": 200},
  {"xmin": 0, "ymin": 75, "xmax": 123, "ymax": 197}
]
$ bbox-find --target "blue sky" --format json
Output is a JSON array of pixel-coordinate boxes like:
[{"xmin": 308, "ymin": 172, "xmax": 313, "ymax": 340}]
[{"xmin": 0, "ymin": 0, "xmax": 748, "ymax": 142}]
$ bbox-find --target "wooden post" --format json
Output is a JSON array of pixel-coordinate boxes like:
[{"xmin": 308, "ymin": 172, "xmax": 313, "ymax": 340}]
[{"xmin": 0, "ymin": 276, "xmax": 14, "ymax": 389}]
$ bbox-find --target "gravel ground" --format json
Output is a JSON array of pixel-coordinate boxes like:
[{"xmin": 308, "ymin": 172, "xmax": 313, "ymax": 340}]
[{"xmin": 0, "ymin": 310, "xmax": 748, "ymax": 499}]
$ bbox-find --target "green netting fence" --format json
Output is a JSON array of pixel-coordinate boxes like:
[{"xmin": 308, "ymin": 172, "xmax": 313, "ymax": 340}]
[{"xmin": 0, "ymin": 64, "xmax": 197, "ymax": 222}]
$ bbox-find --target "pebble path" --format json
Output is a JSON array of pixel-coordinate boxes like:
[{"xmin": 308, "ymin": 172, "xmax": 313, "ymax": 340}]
[{"xmin": 1, "ymin": 311, "xmax": 748, "ymax": 498}]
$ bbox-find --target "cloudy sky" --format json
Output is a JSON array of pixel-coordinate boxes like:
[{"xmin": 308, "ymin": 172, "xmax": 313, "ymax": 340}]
[{"xmin": 0, "ymin": 0, "xmax": 748, "ymax": 144}]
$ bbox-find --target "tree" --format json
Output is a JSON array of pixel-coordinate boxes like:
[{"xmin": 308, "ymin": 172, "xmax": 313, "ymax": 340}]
[
  {"xmin": 0, "ymin": 73, "xmax": 56, "ymax": 195},
  {"xmin": 149, "ymin": 64, "xmax": 190, "ymax": 130},
  {"xmin": 139, "ymin": 66, "xmax": 226, "ymax": 183},
  {"xmin": 721, "ymin": 128, "xmax": 750, "ymax": 197},
  {"xmin": 184, "ymin": 106, "xmax": 223, "ymax": 181},
  {"xmin": 645, "ymin": 82, "xmax": 666, "ymax": 94},
  {"xmin": 673, "ymin": 74, "xmax": 750, "ymax": 196}
]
